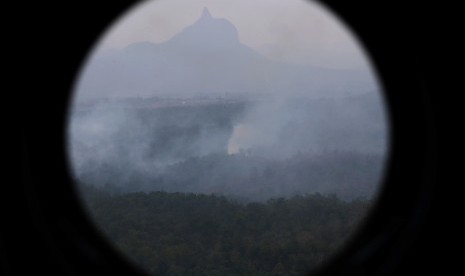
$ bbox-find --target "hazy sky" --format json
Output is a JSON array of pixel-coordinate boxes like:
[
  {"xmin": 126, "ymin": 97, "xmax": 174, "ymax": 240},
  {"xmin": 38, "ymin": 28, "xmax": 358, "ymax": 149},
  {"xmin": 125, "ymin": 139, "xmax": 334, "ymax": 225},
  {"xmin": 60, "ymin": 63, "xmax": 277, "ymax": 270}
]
[{"xmin": 97, "ymin": 0, "xmax": 373, "ymax": 70}]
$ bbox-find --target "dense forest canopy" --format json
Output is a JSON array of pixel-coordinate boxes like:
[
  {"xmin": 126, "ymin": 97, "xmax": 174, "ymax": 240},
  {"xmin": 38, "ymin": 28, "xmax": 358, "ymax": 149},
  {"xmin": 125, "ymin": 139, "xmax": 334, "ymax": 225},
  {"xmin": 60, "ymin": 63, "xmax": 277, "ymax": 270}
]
[{"xmin": 81, "ymin": 186, "xmax": 371, "ymax": 276}]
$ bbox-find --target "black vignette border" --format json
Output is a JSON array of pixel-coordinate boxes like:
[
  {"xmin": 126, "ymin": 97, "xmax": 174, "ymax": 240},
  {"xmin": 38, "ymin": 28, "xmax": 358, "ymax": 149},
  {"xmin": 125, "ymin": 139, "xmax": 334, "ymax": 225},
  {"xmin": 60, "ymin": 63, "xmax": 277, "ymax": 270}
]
[{"xmin": 13, "ymin": 0, "xmax": 443, "ymax": 275}]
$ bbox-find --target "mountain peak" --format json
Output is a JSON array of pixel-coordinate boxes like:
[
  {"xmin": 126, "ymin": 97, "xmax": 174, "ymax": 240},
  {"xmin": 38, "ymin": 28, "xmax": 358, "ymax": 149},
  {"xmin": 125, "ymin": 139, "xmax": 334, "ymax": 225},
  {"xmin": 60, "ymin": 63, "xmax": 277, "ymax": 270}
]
[
  {"xmin": 167, "ymin": 7, "xmax": 241, "ymax": 49},
  {"xmin": 201, "ymin": 7, "xmax": 212, "ymax": 19}
]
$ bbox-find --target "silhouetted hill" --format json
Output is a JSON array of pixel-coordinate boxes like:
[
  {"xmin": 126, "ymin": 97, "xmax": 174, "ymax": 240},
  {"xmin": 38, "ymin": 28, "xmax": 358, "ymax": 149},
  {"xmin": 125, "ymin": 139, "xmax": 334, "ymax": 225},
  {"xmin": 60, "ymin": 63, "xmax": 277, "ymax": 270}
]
[{"xmin": 76, "ymin": 9, "xmax": 377, "ymax": 101}]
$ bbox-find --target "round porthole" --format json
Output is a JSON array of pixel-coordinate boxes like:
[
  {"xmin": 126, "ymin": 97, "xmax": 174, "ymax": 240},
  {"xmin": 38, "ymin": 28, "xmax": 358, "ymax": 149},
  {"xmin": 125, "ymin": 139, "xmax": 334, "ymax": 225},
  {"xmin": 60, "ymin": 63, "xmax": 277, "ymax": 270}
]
[{"xmin": 67, "ymin": 1, "xmax": 390, "ymax": 275}]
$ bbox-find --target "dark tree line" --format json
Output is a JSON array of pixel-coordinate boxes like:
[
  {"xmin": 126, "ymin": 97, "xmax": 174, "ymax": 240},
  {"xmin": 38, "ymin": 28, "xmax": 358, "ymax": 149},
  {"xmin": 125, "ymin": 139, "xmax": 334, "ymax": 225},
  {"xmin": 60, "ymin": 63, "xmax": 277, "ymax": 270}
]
[{"xmin": 80, "ymin": 186, "xmax": 371, "ymax": 276}]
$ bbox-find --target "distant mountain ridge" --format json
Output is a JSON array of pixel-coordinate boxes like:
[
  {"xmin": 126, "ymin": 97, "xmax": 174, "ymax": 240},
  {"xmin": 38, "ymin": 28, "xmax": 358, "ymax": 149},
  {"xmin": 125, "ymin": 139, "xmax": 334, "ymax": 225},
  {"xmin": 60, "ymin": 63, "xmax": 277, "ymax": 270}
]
[
  {"xmin": 76, "ymin": 8, "xmax": 378, "ymax": 101},
  {"xmin": 168, "ymin": 8, "xmax": 242, "ymax": 49}
]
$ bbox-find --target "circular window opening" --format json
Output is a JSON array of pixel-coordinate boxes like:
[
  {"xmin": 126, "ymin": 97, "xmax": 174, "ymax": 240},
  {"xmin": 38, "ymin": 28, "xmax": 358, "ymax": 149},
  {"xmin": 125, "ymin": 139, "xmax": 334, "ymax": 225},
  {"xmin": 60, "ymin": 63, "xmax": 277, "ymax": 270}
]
[{"xmin": 67, "ymin": 1, "xmax": 390, "ymax": 275}]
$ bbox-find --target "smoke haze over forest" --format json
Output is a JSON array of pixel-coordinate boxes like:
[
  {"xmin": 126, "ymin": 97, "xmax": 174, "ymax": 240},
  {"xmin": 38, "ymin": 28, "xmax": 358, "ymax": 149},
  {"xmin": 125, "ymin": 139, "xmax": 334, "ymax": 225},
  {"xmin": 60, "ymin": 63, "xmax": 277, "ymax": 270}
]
[{"xmin": 68, "ymin": 3, "xmax": 388, "ymax": 201}]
